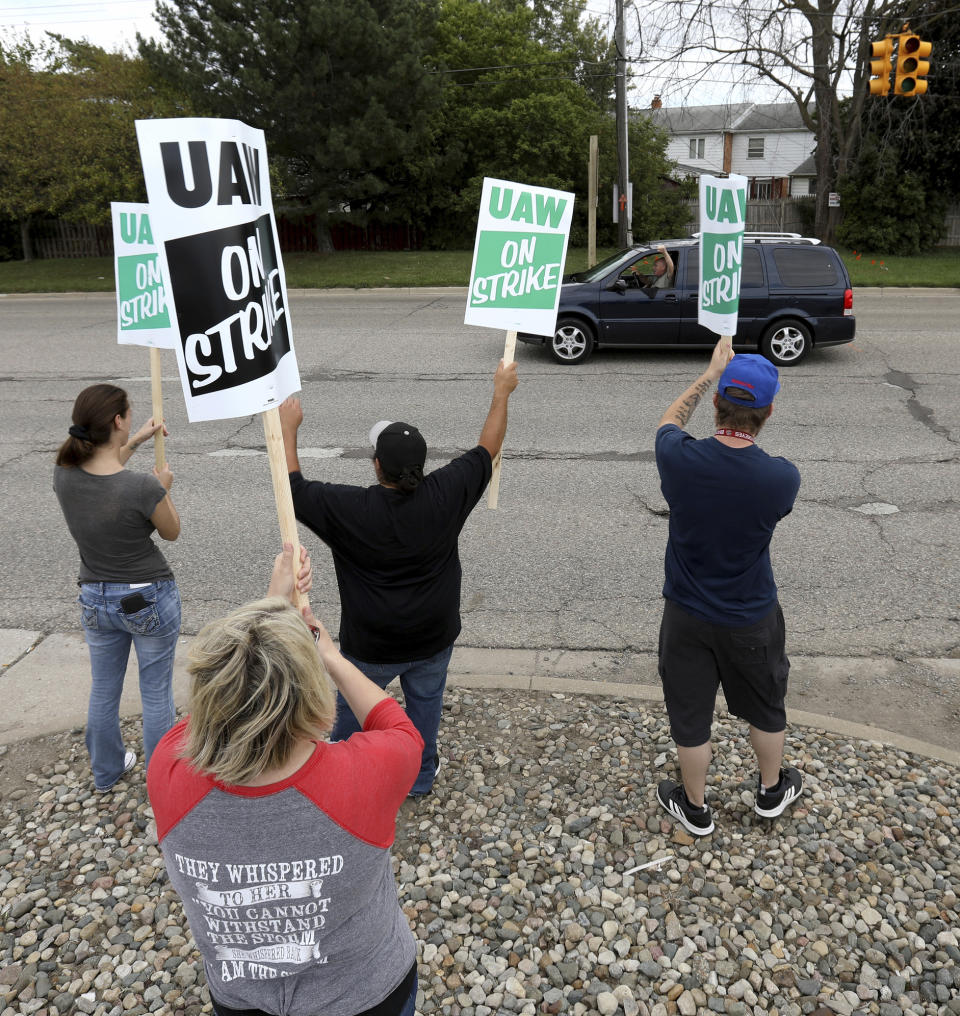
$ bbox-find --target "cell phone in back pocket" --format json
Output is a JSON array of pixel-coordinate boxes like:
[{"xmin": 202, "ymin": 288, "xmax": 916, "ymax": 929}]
[{"xmin": 120, "ymin": 592, "xmax": 151, "ymax": 614}]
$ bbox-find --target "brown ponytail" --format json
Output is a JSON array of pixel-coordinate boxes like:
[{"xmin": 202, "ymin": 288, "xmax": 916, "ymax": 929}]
[{"xmin": 55, "ymin": 384, "xmax": 129, "ymax": 468}]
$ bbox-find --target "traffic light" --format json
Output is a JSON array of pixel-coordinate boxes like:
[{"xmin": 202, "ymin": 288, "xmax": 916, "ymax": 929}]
[
  {"xmin": 894, "ymin": 34, "xmax": 932, "ymax": 95},
  {"xmin": 868, "ymin": 37, "xmax": 894, "ymax": 96}
]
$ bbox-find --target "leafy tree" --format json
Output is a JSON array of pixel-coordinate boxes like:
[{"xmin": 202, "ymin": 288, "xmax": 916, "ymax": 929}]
[
  {"xmin": 141, "ymin": 0, "xmax": 442, "ymax": 249},
  {"xmin": 838, "ymin": 0, "xmax": 958, "ymax": 252},
  {"xmin": 0, "ymin": 34, "xmax": 189, "ymax": 258},
  {"xmin": 836, "ymin": 144, "xmax": 945, "ymax": 253},
  {"xmin": 635, "ymin": 0, "xmax": 931, "ymax": 243},
  {"xmin": 420, "ymin": 0, "xmax": 683, "ymax": 247},
  {"xmin": 0, "ymin": 36, "xmax": 71, "ymax": 257}
]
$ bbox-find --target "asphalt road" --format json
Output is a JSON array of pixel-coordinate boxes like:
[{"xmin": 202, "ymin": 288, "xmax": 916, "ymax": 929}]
[{"xmin": 2, "ymin": 287, "xmax": 958, "ymax": 665}]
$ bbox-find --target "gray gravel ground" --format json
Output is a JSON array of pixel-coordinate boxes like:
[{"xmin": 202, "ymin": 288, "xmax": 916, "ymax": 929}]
[{"xmin": 2, "ymin": 687, "xmax": 958, "ymax": 1016}]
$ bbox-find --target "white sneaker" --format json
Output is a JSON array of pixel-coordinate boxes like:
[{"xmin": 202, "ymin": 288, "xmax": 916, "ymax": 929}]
[{"xmin": 95, "ymin": 750, "xmax": 137, "ymax": 792}]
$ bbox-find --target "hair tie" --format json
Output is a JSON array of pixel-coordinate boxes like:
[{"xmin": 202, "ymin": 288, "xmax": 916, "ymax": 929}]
[{"xmin": 68, "ymin": 424, "xmax": 91, "ymax": 441}]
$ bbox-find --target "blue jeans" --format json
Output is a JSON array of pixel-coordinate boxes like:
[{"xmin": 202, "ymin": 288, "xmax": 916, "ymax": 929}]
[
  {"xmin": 332, "ymin": 645, "xmax": 454, "ymax": 795},
  {"xmin": 78, "ymin": 580, "xmax": 181, "ymax": 789}
]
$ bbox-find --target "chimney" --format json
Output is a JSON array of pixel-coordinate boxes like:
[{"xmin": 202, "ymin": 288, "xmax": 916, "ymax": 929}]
[{"xmin": 651, "ymin": 95, "xmax": 662, "ymax": 109}]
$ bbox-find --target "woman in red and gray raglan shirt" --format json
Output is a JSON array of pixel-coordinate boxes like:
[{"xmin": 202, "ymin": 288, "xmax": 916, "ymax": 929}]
[{"xmin": 148, "ymin": 545, "xmax": 423, "ymax": 1016}]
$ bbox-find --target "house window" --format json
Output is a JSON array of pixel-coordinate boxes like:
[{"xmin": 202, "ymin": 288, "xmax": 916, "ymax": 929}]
[
  {"xmin": 688, "ymin": 137, "xmax": 705, "ymax": 160},
  {"xmin": 747, "ymin": 137, "xmax": 764, "ymax": 159},
  {"xmin": 751, "ymin": 178, "xmax": 773, "ymax": 199}
]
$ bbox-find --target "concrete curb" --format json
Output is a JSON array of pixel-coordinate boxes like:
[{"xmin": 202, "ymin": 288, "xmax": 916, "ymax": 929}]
[{"xmin": 2, "ymin": 630, "xmax": 958, "ymax": 768}]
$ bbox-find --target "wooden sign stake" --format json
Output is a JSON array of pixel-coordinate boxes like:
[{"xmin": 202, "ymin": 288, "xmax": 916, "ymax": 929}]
[
  {"xmin": 262, "ymin": 407, "xmax": 309, "ymax": 611},
  {"xmin": 149, "ymin": 347, "xmax": 166, "ymax": 470},
  {"xmin": 487, "ymin": 329, "xmax": 517, "ymax": 510}
]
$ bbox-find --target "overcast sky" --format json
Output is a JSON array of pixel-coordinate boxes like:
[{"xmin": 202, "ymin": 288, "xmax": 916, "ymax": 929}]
[
  {"xmin": 0, "ymin": 0, "xmax": 791, "ymax": 108},
  {"xmin": 0, "ymin": 0, "xmax": 160, "ymax": 52}
]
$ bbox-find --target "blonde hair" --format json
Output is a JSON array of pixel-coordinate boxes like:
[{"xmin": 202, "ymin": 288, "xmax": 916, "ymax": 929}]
[{"xmin": 184, "ymin": 596, "xmax": 335, "ymax": 785}]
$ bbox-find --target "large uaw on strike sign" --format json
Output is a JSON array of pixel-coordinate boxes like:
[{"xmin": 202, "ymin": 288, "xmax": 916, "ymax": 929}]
[
  {"xmin": 698, "ymin": 173, "xmax": 748, "ymax": 337},
  {"xmin": 465, "ymin": 177, "xmax": 575, "ymax": 337},
  {"xmin": 135, "ymin": 118, "xmax": 299, "ymax": 422}
]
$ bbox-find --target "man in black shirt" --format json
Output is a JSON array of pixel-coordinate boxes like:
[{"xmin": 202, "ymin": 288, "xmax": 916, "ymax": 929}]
[{"xmin": 279, "ymin": 361, "xmax": 519, "ymax": 795}]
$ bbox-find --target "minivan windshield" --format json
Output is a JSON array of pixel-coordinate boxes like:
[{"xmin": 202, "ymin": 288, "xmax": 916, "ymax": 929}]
[{"xmin": 565, "ymin": 248, "xmax": 638, "ymax": 283}]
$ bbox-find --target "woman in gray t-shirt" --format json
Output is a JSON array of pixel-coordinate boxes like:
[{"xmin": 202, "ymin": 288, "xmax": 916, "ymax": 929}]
[{"xmin": 54, "ymin": 383, "xmax": 182, "ymax": 791}]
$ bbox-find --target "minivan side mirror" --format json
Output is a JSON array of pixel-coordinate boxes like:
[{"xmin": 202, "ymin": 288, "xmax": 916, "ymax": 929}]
[{"xmin": 611, "ymin": 278, "xmax": 627, "ymax": 293}]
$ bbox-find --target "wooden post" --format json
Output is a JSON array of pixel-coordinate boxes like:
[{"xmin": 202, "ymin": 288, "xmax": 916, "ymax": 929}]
[
  {"xmin": 588, "ymin": 135, "xmax": 598, "ymax": 268},
  {"xmin": 149, "ymin": 347, "xmax": 166, "ymax": 470},
  {"xmin": 262, "ymin": 407, "xmax": 309, "ymax": 610},
  {"xmin": 486, "ymin": 330, "xmax": 517, "ymax": 511}
]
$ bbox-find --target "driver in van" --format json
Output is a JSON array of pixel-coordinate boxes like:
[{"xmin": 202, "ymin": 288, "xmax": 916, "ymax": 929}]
[{"xmin": 629, "ymin": 244, "xmax": 675, "ymax": 289}]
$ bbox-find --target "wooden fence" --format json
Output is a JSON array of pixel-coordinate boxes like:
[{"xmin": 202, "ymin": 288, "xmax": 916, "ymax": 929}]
[
  {"xmin": 33, "ymin": 221, "xmax": 112, "ymax": 259},
  {"xmin": 941, "ymin": 206, "xmax": 960, "ymax": 246},
  {"xmin": 26, "ymin": 216, "xmax": 422, "ymax": 258},
  {"xmin": 681, "ymin": 197, "xmax": 960, "ymax": 246},
  {"xmin": 679, "ymin": 197, "xmax": 815, "ymax": 237},
  {"xmin": 21, "ymin": 201, "xmax": 960, "ymax": 257}
]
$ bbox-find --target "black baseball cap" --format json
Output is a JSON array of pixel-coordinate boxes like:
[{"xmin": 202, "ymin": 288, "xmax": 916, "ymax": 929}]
[{"xmin": 369, "ymin": 420, "xmax": 427, "ymax": 476}]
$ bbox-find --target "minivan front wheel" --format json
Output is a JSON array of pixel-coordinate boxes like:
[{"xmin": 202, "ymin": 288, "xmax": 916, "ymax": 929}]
[
  {"xmin": 550, "ymin": 318, "xmax": 595, "ymax": 364},
  {"xmin": 761, "ymin": 320, "xmax": 811, "ymax": 366}
]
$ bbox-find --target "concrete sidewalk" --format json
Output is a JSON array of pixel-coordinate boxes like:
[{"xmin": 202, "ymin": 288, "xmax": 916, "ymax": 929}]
[{"xmin": 2, "ymin": 628, "xmax": 958, "ymax": 766}]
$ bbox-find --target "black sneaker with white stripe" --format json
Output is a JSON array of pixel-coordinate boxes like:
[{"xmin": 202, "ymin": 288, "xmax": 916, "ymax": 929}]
[
  {"xmin": 754, "ymin": 766, "xmax": 802, "ymax": 818},
  {"xmin": 656, "ymin": 780, "xmax": 715, "ymax": 836}
]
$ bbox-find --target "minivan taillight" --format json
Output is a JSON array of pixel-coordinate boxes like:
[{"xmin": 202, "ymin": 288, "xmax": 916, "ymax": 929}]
[{"xmin": 843, "ymin": 288, "xmax": 853, "ymax": 315}]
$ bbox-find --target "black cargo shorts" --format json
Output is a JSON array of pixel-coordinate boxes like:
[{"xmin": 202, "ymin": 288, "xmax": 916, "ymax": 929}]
[{"xmin": 657, "ymin": 598, "xmax": 789, "ymax": 747}]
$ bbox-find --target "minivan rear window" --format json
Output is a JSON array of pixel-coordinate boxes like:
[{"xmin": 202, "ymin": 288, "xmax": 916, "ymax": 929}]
[
  {"xmin": 685, "ymin": 246, "xmax": 764, "ymax": 288},
  {"xmin": 772, "ymin": 248, "xmax": 838, "ymax": 286}
]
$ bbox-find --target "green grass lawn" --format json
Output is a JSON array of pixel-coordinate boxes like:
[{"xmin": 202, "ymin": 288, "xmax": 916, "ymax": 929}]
[
  {"xmin": 0, "ymin": 245, "xmax": 956, "ymax": 293},
  {"xmin": 837, "ymin": 246, "xmax": 960, "ymax": 287}
]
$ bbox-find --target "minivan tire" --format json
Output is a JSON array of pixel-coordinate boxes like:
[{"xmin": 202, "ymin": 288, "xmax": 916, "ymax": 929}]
[
  {"xmin": 549, "ymin": 318, "xmax": 595, "ymax": 364},
  {"xmin": 761, "ymin": 319, "xmax": 811, "ymax": 366}
]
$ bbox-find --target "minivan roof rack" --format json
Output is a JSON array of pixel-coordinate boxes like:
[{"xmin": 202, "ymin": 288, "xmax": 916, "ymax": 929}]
[{"xmin": 689, "ymin": 231, "xmax": 821, "ymax": 245}]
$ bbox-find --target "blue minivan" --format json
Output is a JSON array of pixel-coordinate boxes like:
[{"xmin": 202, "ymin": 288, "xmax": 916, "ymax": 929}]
[{"xmin": 518, "ymin": 234, "xmax": 855, "ymax": 366}]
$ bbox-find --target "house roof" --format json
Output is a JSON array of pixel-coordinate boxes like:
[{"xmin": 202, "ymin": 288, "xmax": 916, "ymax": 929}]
[
  {"xmin": 735, "ymin": 102, "xmax": 810, "ymax": 131},
  {"xmin": 640, "ymin": 101, "xmax": 812, "ymax": 135},
  {"xmin": 789, "ymin": 154, "xmax": 817, "ymax": 176},
  {"xmin": 644, "ymin": 102, "xmax": 752, "ymax": 134}
]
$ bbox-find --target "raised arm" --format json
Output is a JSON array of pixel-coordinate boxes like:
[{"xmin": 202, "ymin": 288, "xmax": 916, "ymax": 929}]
[
  {"xmin": 268, "ymin": 544, "xmax": 387, "ymax": 727},
  {"xmin": 657, "ymin": 244, "xmax": 675, "ymax": 278},
  {"xmin": 120, "ymin": 417, "xmax": 167, "ymax": 466},
  {"xmin": 278, "ymin": 397, "xmax": 304, "ymax": 474},
  {"xmin": 309, "ymin": 619, "xmax": 391, "ymax": 729},
  {"xmin": 657, "ymin": 337, "xmax": 733, "ymax": 431},
  {"xmin": 477, "ymin": 360, "xmax": 519, "ymax": 460}
]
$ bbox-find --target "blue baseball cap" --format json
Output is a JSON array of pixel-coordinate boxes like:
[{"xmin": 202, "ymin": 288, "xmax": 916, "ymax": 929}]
[{"xmin": 717, "ymin": 354, "xmax": 781, "ymax": 408}]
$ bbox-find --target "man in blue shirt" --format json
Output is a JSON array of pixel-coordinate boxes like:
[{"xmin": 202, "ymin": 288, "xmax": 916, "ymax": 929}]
[{"xmin": 654, "ymin": 340, "xmax": 802, "ymax": 836}]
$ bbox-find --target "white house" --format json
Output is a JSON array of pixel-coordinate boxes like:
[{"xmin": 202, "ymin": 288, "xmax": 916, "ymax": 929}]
[{"xmin": 640, "ymin": 97, "xmax": 817, "ymax": 198}]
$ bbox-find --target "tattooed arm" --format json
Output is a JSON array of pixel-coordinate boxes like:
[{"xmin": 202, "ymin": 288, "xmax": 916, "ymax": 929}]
[{"xmin": 657, "ymin": 338, "xmax": 734, "ymax": 431}]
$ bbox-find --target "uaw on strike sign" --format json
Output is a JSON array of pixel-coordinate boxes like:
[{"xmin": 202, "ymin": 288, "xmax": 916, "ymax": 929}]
[
  {"xmin": 111, "ymin": 203, "xmax": 177, "ymax": 349},
  {"xmin": 465, "ymin": 178, "xmax": 574, "ymax": 337},
  {"xmin": 135, "ymin": 118, "xmax": 300, "ymax": 422},
  {"xmin": 698, "ymin": 174, "xmax": 748, "ymax": 337}
]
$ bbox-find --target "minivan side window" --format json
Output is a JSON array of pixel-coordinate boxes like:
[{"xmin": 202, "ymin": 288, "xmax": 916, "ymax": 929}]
[
  {"xmin": 685, "ymin": 246, "xmax": 764, "ymax": 288},
  {"xmin": 772, "ymin": 248, "xmax": 838, "ymax": 286}
]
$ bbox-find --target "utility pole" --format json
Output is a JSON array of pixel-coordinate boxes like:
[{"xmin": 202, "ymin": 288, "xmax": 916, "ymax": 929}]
[
  {"xmin": 615, "ymin": 0, "xmax": 631, "ymax": 246},
  {"xmin": 588, "ymin": 134, "xmax": 598, "ymax": 267}
]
